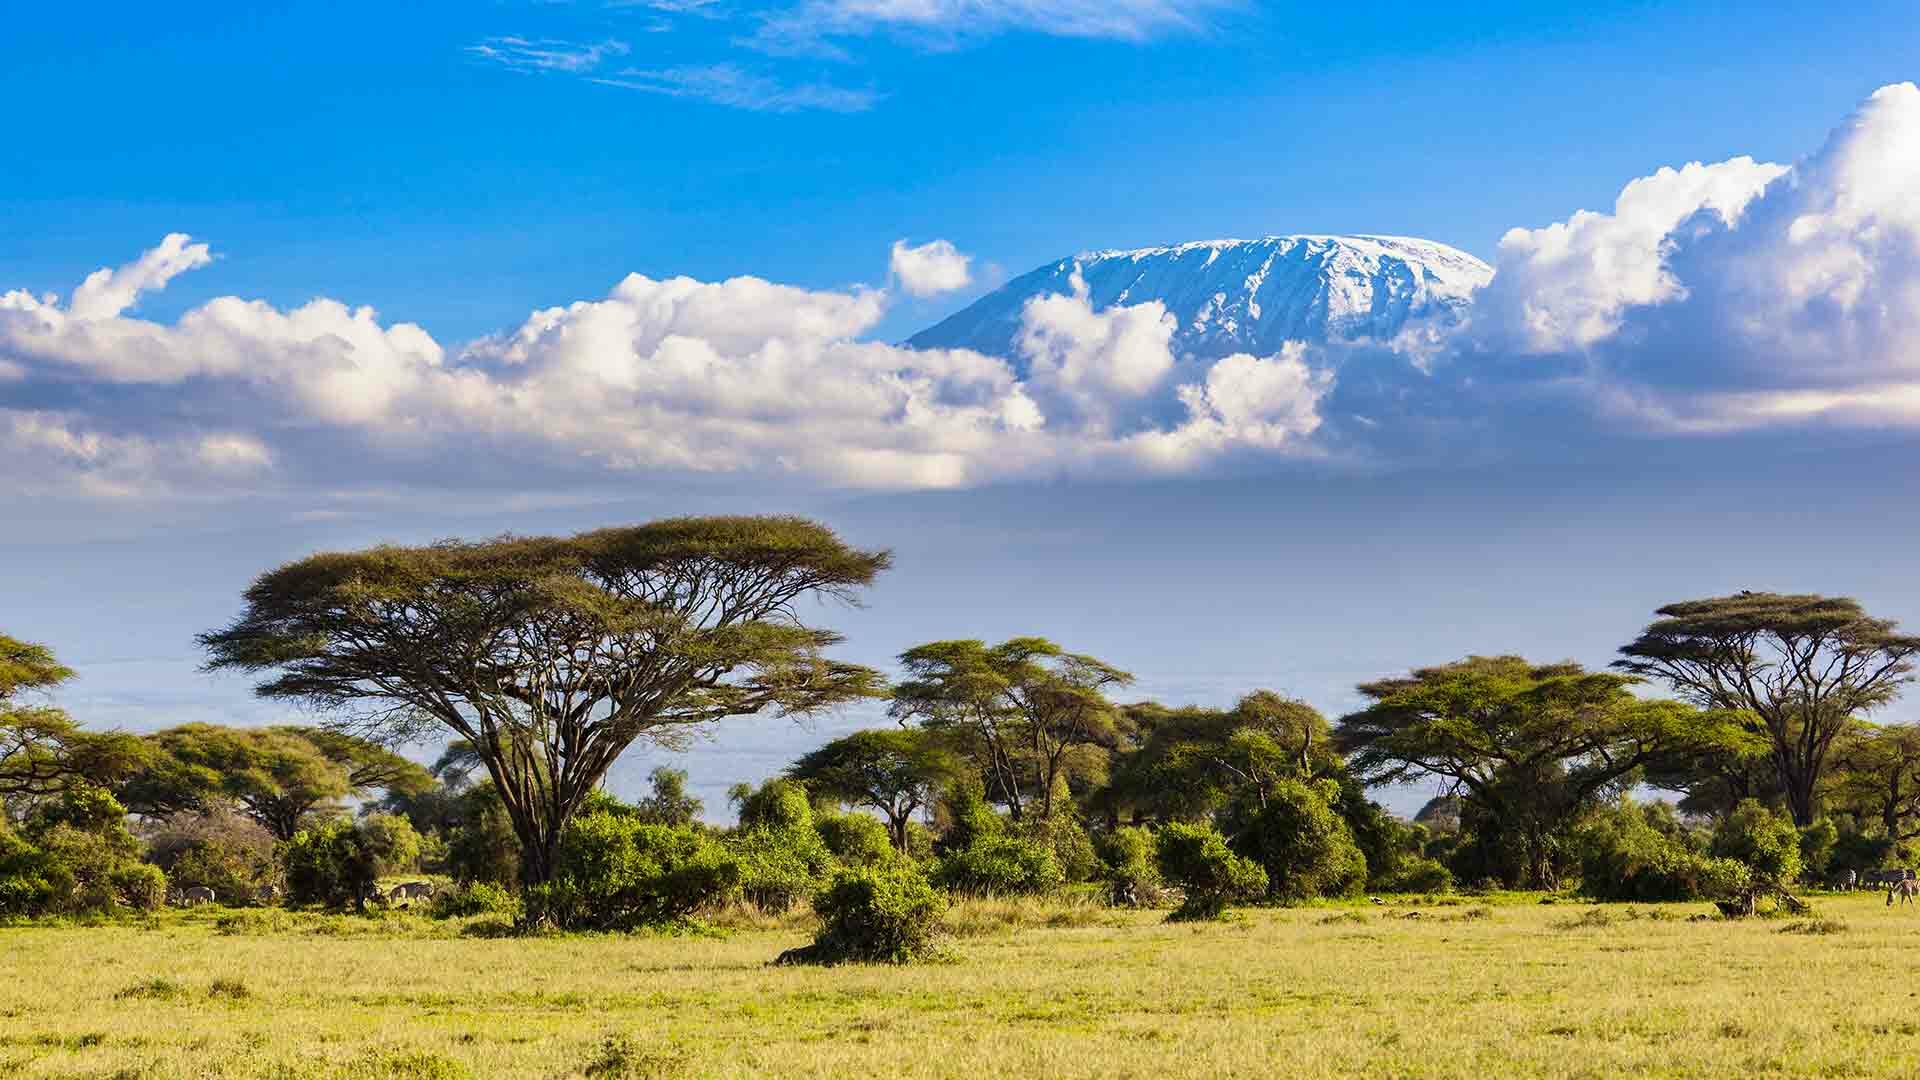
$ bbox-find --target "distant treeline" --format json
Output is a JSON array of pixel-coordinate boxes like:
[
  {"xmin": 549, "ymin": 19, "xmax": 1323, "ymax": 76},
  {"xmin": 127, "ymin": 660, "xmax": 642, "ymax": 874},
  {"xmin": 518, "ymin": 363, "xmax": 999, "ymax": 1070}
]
[{"xmin": 4, "ymin": 517, "xmax": 1917, "ymax": 949}]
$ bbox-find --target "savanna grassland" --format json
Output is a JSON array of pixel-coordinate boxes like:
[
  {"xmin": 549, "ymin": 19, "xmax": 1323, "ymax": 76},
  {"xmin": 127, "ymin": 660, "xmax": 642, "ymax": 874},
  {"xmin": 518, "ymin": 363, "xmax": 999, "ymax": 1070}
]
[{"xmin": 7, "ymin": 893, "xmax": 1920, "ymax": 1080}]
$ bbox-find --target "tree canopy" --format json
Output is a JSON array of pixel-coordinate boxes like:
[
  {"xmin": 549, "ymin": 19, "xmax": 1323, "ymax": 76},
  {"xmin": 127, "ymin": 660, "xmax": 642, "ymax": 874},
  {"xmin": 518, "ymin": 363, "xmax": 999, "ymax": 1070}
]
[
  {"xmin": 199, "ymin": 516, "xmax": 889, "ymax": 895},
  {"xmin": 0, "ymin": 633, "xmax": 144, "ymax": 797},
  {"xmin": 891, "ymin": 638, "xmax": 1129, "ymax": 821},
  {"xmin": 1336, "ymin": 656, "xmax": 1741, "ymax": 887},
  {"xmin": 789, "ymin": 728, "xmax": 960, "ymax": 851},
  {"xmin": 1616, "ymin": 592, "xmax": 1920, "ymax": 824}
]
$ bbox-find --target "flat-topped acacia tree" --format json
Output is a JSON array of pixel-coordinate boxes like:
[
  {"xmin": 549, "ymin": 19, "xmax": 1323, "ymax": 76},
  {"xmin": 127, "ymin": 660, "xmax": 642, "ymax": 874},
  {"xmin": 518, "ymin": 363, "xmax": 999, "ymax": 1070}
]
[
  {"xmin": 1615, "ymin": 592, "xmax": 1920, "ymax": 826},
  {"xmin": 199, "ymin": 516, "xmax": 890, "ymax": 896}
]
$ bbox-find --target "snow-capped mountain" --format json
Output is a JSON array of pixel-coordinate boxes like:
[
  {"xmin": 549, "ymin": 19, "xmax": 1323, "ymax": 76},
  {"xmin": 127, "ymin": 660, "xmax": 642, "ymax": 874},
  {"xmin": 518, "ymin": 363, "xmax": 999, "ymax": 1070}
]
[{"xmin": 908, "ymin": 235, "xmax": 1492, "ymax": 360}]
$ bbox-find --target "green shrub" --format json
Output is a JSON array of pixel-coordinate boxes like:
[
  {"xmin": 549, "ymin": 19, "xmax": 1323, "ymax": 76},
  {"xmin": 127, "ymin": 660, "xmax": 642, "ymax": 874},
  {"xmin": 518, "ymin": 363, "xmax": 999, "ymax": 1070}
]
[
  {"xmin": 1797, "ymin": 817, "xmax": 1838, "ymax": 883},
  {"xmin": 776, "ymin": 862, "xmax": 946, "ymax": 965},
  {"xmin": 1156, "ymin": 821, "xmax": 1267, "ymax": 921},
  {"xmin": 1576, "ymin": 802, "xmax": 1748, "ymax": 902},
  {"xmin": 445, "ymin": 783, "xmax": 521, "ymax": 889},
  {"xmin": 932, "ymin": 834, "xmax": 1063, "ymax": 896},
  {"xmin": 1711, "ymin": 800, "xmax": 1804, "ymax": 893},
  {"xmin": 815, "ymin": 811, "xmax": 895, "ymax": 868},
  {"xmin": 728, "ymin": 780, "xmax": 836, "ymax": 911},
  {"xmin": 142, "ymin": 810, "xmax": 278, "ymax": 904},
  {"xmin": 1233, "ymin": 780, "xmax": 1367, "ymax": 902},
  {"xmin": 1372, "ymin": 856, "xmax": 1454, "ymax": 895},
  {"xmin": 1017, "ymin": 813, "xmax": 1099, "ymax": 884},
  {"xmin": 428, "ymin": 881, "xmax": 520, "ymax": 920},
  {"xmin": 283, "ymin": 819, "xmax": 380, "ymax": 909},
  {"xmin": 532, "ymin": 813, "xmax": 739, "ymax": 930},
  {"xmin": 1095, "ymin": 826, "xmax": 1163, "ymax": 906},
  {"xmin": 0, "ymin": 788, "xmax": 160, "ymax": 916}
]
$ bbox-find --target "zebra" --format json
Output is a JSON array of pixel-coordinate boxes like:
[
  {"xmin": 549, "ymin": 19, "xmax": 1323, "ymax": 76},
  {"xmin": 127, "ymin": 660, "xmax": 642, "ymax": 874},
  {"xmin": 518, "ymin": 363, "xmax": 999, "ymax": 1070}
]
[
  {"xmin": 1833, "ymin": 869, "xmax": 1858, "ymax": 892},
  {"xmin": 1891, "ymin": 879, "xmax": 1920, "ymax": 907},
  {"xmin": 388, "ymin": 881, "xmax": 435, "ymax": 905},
  {"xmin": 175, "ymin": 885, "xmax": 216, "ymax": 907}
]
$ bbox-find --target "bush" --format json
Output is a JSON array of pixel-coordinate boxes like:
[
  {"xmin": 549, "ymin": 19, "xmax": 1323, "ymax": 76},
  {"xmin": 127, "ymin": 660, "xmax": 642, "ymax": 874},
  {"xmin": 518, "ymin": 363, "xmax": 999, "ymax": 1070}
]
[
  {"xmin": 776, "ymin": 863, "xmax": 945, "ymax": 966},
  {"xmin": 1798, "ymin": 817, "xmax": 1839, "ymax": 883},
  {"xmin": 1156, "ymin": 821, "xmax": 1267, "ymax": 921},
  {"xmin": 1574, "ymin": 801, "xmax": 1750, "ymax": 902},
  {"xmin": 1711, "ymin": 800, "xmax": 1805, "ymax": 893},
  {"xmin": 728, "ymin": 780, "xmax": 835, "ymax": 911},
  {"xmin": 532, "ymin": 813, "xmax": 739, "ymax": 930},
  {"xmin": 932, "ymin": 834, "xmax": 1063, "ymax": 897},
  {"xmin": 283, "ymin": 819, "xmax": 380, "ymax": 910},
  {"xmin": 1372, "ymin": 856, "xmax": 1454, "ymax": 895},
  {"xmin": 445, "ymin": 784, "xmax": 521, "ymax": 889},
  {"xmin": 1233, "ymin": 780, "xmax": 1367, "ymax": 902},
  {"xmin": 142, "ymin": 810, "xmax": 278, "ymax": 904},
  {"xmin": 1017, "ymin": 813, "xmax": 1099, "ymax": 884},
  {"xmin": 428, "ymin": 881, "xmax": 520, "ymax": 920},
  {"xmin": 815, "ymin": 811, "xmax": 894, "ymax": 868},
  {"xmin": 1095, "ymin": 826, "xmax": 1163, "ymax": 906},
  {"xmin": 0, "ymin": 787, "xmax": 161, "ymax": 916}
]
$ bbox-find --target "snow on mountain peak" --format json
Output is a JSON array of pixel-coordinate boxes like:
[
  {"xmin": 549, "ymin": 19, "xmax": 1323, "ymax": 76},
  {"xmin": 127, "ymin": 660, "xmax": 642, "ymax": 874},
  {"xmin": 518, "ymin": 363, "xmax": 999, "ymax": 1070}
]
[{"xmin": 907, "ymin": 234, "xmax": 1492, "ymax": 361}]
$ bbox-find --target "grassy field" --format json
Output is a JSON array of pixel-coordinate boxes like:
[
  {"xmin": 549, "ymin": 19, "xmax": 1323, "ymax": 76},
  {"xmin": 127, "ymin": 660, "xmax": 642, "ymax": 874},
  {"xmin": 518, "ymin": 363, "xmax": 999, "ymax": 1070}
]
[{"xmin": 6, "ymin": 893, "xmax": 1920, "ymax": 1079}]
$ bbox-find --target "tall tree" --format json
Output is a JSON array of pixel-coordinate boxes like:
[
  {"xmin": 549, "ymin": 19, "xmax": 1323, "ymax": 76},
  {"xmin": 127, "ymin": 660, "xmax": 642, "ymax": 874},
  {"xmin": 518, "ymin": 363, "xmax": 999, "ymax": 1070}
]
[
  {"xmin": 789, "ymin": 728, "xmax": 959, "ymax": 851},
  {"xmin": 891, "ymin": 638, "xmax": 1130, "ymax": 821},
  {"xmin": 1336, "ymin": 656, "xmax": 1735, "ymax": 888},
  {"xmin": 1616, "ymin": 592, "xmax": 1920, "ymax": 825},
  {"xmin": 199, "ymin": 516, "xmax": 888, "ymax": 897},
  {"xmin": 1104, "ymin": 692, "xmax": 1338, "ymax": 824},
  {"xmin": 0, "ymin": 633, "xmax": 144, "ymax": 796}
]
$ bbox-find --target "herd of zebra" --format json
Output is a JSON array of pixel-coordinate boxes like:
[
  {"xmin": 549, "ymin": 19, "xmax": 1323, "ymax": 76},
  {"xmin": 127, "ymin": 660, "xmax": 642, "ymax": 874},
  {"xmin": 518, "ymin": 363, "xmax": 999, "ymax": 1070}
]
[
  {"xmin": 1829, "ymin": 868, "xmax": 1920, "ymax": 905},
  {"xmin": 163, "ymin": 881, "xmax": 439, "ymax": 908}
]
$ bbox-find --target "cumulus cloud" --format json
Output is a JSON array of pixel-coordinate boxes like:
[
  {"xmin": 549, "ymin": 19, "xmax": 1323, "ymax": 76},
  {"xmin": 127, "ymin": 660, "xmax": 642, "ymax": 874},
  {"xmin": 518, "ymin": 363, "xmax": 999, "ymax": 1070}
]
[
  {"xmin": 0, "ymin": 239, "xmax": 1326, "ymax": 499},
  {"xmin": 1461, "ymin": 82, "xmax": 1920, "ymax": 432},
  {"xmin": 890, "ymin": 239, "xmax": 974, "ymax": 298}
]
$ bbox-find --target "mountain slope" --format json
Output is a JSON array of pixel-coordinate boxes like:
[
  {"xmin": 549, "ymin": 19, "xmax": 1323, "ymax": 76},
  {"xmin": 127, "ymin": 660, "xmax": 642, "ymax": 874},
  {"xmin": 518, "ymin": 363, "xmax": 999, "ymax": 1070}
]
[{"xmin": 909, "ymin": 235, "xmax": 1492, "ymax": 360}]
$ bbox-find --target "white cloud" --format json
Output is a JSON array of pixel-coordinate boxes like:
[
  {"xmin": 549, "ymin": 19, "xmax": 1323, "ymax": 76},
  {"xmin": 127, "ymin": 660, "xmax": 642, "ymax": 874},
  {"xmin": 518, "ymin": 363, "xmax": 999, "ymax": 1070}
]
[
  {"xmin": 890, "ymin": 239, "xmax": 973, "ymax": 297},
  {"xmin": 593, "ymin": 64, "xmax": 878, "ymax": 113},
  {"xmin": 754, "ymin": 0, "xmax": 1229, "ymax": 53},
  {"xmin": 468, "ymin": 37, "xmax": 631, "ymax": 74},
  {"xmin": 1128, "ymin": 344, "xmax": 1332, "ymax": 470},
  {"xmin": 1460, "ymin": 82, "xmax": 1920, "ymax": 432},
  {"xmin": 0, "ymin": 238, "xmax": 1325, "ymax": 499}
]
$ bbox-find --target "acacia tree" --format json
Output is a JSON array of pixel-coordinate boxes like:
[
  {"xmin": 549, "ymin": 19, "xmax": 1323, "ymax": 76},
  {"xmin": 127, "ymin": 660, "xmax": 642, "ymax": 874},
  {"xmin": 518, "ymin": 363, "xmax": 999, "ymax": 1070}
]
[
  {"xmin": 200, "ymin": 516, "xmax": 889, "ymax": 900},
  {"xmin": 1336, "ymin": 656, "xmax": 1736, "ymax": 888},
  {"xmin": 890, "ymin": 638, "xmax": 1130, "ymax": 821},
  {"xmin": 0, "ymin": 633, "xmax": 144, "ymax": 797},
  {"xmin": 118, "ymin": 724, "xmax": 433, "ymax": 841},
  {"xmin": 1826, "ymin": 723, "xmax": 1920, "ymax": 846},
  {"xmin": 1616, "ymin": 592, "xmax": 1920, "ymax": 826},
  {"xmin": 789, "ymin": 728, "xmax": 959, "ymax": 851},
  {"xmin": 1105, "ymin": 692, "xmax": 1338, "ymax": 824}
]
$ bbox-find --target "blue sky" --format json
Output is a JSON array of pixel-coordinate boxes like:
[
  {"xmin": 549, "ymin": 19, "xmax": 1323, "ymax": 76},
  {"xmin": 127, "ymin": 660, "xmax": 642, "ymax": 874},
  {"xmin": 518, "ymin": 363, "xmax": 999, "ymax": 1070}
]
[{"xmin": 6, "ymin": 2, "xmax": 1920, "ymax": 816}]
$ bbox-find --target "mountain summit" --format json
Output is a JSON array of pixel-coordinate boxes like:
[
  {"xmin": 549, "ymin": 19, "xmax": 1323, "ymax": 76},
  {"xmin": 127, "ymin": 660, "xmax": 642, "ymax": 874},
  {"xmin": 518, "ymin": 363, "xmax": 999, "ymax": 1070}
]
[{"xmin": 908, "ymin": 235, "xmax": 1492, "ymax": 360}]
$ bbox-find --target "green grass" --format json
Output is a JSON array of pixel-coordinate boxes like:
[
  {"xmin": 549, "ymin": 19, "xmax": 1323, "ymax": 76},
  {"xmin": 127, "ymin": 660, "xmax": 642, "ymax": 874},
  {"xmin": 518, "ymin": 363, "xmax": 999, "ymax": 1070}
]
[{"xmin": 6, "ymin": 893, "xmax": 1920, "ymax": 1077}]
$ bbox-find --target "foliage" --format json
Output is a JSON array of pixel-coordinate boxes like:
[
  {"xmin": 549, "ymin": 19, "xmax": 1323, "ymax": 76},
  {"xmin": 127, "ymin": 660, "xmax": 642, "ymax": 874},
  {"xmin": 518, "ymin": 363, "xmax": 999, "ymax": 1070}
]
[
  {"xmin": 1574, "ymin": 801, "xmax": 1751, "ymax": 902},
  {"xmin": 1336, "ymin": 656, "xmax": 1740, "ymax": 889},
  {"xmin": 428, "ymin": 882, "xmax": 520, "ymax": 920},
  {"xmin": 728, "ymin": 779, "xmax": 836, "ymax": 910},
  {"xmin": 1094, "ymin": 825, "xmax": 1162, "ymax": 906},
  {"xmin": 118, "ymin": 724, "xmax": 431, "ymax": 842},
  {"xmin": 777, "ymin": 862, "xmax": 946, "ymax": 965},
  {"xmin": 531, "ymin": 810, "xmax": 740, "ymax": 930},
  {"xmin": 282, "ymin": 819, "xmax": 380, "ymax": 910},
  {"xmin": 143, "ymin": 809, "xmax": 279, "ymax": 903},
  {"xmin": 1, "ymin": 634, "xmax": 146, "ymax": 798},
  {"xmin": 789, "ymin": 728, "xmax": 959, "ymax": 851},
  {"xmin": 814, "ymin": 810, "xmax": 895, "ymax": 868},
  {"xmin": 1016, "ymin": 810, "xmax": 1098, "ymax": 883},
  {"xmin": 1105, "ymin": 693, "xmax": 1338, "ymax": 824},
  {"xmin": 1617, "ymin": 592, "xmax": 1920, "ymax": 825},
  {"xmin": 1798, "ymin": 817, "xmax": 1838, "ymax": 883},
  {"xmin": 444, "ymin": 783, "xmax": 521, "ymax": 889},
  {"xmin": 892, "ymin": 638, "xmax": 1131, "ymax": 821},
  {"xmin": 631, "ymin": 767, "xmax": 704, "ymax": 828},
  {"xmin": 198, "ymin": 516, "xmax": 890, "ymax": 898},
  {"xmin": 0, "ymin": 786, "xmax": 166, "ymax": 915},
  {"xmin": 1232, "ymin": 780, "xmax": 1367, "ymax": 902},
  {"xmin": 1710, "ymin": 800, "xmax": 1805, "ymax": 893},
  {"xmin": 932, "ymin": 834, "xmax": 1064, "ymax": 897},
  {"xmin": 1155, "ymin": 821, "xmax": 1267, "ymax": 921},
  {"xmin": 1371, "ymin": 856, "xmax": 1454, "ymax": 894}
]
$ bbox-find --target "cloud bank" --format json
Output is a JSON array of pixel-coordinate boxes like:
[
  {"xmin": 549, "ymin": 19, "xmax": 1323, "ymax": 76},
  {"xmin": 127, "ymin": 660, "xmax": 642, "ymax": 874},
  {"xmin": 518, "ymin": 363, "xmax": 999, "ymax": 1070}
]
[{"xmin": 10, "ymin": 85, "xmax": 1920, "ymax": 502}]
